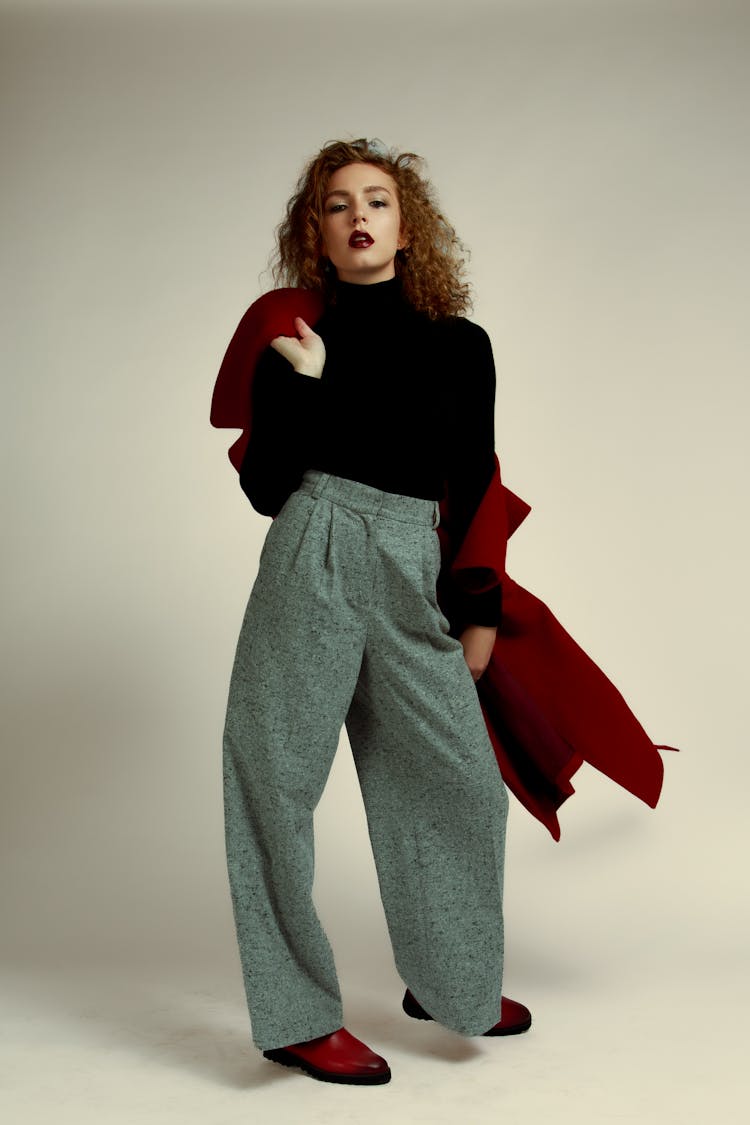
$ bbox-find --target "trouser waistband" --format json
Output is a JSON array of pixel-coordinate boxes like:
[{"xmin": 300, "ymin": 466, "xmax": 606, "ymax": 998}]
[{"xmin": 298, "ymin": 469, "xmax": 441, "ymax": 528}]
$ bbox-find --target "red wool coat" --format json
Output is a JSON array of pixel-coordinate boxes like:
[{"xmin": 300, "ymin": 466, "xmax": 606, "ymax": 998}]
[{"xmin": 211, "ymin": 287, "xmax": 676, "ymax": 840}]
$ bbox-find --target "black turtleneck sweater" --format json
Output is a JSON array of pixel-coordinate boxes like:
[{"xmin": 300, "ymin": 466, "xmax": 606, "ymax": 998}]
[{"xmin": 239, "ymin": 275, "xmax": 502, "ymax": 627}]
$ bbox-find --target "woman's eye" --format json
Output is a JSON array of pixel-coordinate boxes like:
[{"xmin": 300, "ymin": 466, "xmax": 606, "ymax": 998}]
[{"xmin": 327, "ymin": 200, "xmax": 386, "ymax": 212}]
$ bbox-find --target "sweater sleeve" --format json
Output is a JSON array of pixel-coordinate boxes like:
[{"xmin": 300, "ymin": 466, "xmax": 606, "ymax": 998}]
[
  {"xmin": 443, "ymin": 320, "xmax": 503, "ymax": 628},
  {"xmin": 239, "ymin": 343, "xmax": 327, "ymax": 517}
]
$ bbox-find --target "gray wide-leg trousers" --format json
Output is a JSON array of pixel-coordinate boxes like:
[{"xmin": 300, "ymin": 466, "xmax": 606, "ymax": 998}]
[{"xmin": 222, "ymin": 469, "xmax": 509, "ymax": 1051}]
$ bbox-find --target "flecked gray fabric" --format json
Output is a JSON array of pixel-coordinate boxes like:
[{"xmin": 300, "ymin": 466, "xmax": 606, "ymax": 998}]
[{"xmin": 222, "ymin": 468, "xmax": 509, "ymax": 1051}]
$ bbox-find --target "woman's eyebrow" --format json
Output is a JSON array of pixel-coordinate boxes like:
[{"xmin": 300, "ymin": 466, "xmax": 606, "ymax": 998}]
[{"xmin": 323, "ymin": 185, "xmax": 393, "ymax": 202}]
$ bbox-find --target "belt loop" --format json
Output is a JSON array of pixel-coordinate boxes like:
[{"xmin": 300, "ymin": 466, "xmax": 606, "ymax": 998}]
[
  {"xmin": 310, "ymin": 471, "xmax": 330, "ymax": 499},
  {"xmin": 432, "ymin": 501, "xmax": 441, "ymax": 529}
]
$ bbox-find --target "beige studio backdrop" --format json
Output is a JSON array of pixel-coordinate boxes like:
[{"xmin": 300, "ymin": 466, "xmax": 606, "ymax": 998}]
[{"xmin": 1, "ymin": 1, "xmax": 747, "ymax": 1123}]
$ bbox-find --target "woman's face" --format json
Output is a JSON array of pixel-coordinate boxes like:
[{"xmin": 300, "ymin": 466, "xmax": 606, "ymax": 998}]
[{"xmin": 319, "ymin": 162, "xmax": 408, "ymax": 284}]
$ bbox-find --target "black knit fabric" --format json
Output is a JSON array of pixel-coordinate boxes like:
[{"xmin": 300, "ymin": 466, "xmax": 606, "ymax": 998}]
[{"xmin": 239, "ymin": 275, "xmax": 502, "ymax": 626}]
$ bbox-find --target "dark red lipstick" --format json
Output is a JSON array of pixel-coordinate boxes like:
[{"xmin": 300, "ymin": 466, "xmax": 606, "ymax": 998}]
[{"xmin": 349, "ymin": 231, "xmax": 374, "ymax": 248}]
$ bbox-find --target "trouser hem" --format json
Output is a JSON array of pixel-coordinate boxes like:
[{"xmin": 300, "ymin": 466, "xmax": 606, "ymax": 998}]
[{"xmin": 253, "ymin": 1016, "xmax": 345, "ymax": 1054}]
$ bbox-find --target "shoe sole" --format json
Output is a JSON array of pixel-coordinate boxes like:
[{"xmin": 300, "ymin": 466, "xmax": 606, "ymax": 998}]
[
  {"xmin": 482, "ymin": 1015, "xmax": 532, "ymax": 1036},
  {"xmin": 403, "ymin": 993, "xmax": 532, "ymax": 1036},
  {"xmin": 262, "ymin": 1047, "xmax": 392, "ymax": 1085}
]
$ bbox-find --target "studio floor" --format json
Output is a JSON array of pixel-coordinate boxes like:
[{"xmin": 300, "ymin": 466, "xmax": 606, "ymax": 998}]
[{"xmin": 2, "ymin": 944, "xmax": 743, "ymax": 1125}]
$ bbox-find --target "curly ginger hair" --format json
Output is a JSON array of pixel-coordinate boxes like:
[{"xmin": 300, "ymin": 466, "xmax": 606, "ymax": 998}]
[{"xmin": 267, "ymin": 137, "xmax": 473, "ymax": 321}]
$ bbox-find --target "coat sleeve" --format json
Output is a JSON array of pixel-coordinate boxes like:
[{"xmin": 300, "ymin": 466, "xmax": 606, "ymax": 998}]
[
  {"xmin": 442, "ymin": 319, "xmax": 503, "ymax": 628},
  {"xmin": 239, "ymin": 344, "xmax": 328, "ymax": 517}
]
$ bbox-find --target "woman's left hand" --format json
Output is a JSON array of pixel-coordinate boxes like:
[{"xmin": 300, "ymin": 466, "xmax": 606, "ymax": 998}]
[{"xmin": 458, "ymin": 624, "xmax": 498, "ymax": 682}]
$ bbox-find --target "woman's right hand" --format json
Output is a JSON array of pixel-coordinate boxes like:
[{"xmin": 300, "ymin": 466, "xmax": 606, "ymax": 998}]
[{"xmin": 270, "ymin": 317, "xmax": 326, "ymax": 379}]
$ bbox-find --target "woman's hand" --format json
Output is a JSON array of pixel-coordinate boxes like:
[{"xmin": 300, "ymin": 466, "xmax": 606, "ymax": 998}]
[
  {"xmin": 458, "ymin": 623, "xmax": 497, "ymax": 682},
  {"xmin": 270, "ymin": 316, "xmax": 326, "ymax": 379}
]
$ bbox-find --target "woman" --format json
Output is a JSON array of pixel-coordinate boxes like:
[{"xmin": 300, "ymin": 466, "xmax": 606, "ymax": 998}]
[{"xmin": 220, "ymin": 138, "xmax": 531, "ymax": 1086}]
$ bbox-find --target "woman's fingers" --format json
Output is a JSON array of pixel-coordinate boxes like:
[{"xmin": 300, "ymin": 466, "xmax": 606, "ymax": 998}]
[
  {"xmin": 270, "ymin": 319, "xmax": 317, "ymax": 351},
  {"xmin": 270, "ymin": 333, "xmax": 300, "ymax": 346},
  {"xmin": 269, "ymin": 335, "xmax": 299, "ymax": 362},
  {"xmin": 270, "ymin": 324, "xmax": 326, "ymax": 378},
  {"xmin": 294, "ymin": 318, "xmax": 324, "ymax": 358}
]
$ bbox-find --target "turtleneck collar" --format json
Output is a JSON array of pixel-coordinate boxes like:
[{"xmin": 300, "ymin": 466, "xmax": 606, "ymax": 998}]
[{"xmin": 331, "ymin": 274, "xmax": 405, "ymax": 313}]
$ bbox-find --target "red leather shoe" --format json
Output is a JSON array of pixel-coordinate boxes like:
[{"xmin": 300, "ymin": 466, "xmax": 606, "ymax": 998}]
[
  {"xmin": 402, "ymin": 987, "xmax": 532, "ymax": 1036},
  {"xmin": 263, "ymin": 1027, "xmax": 391, "ymax": 1085}
]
